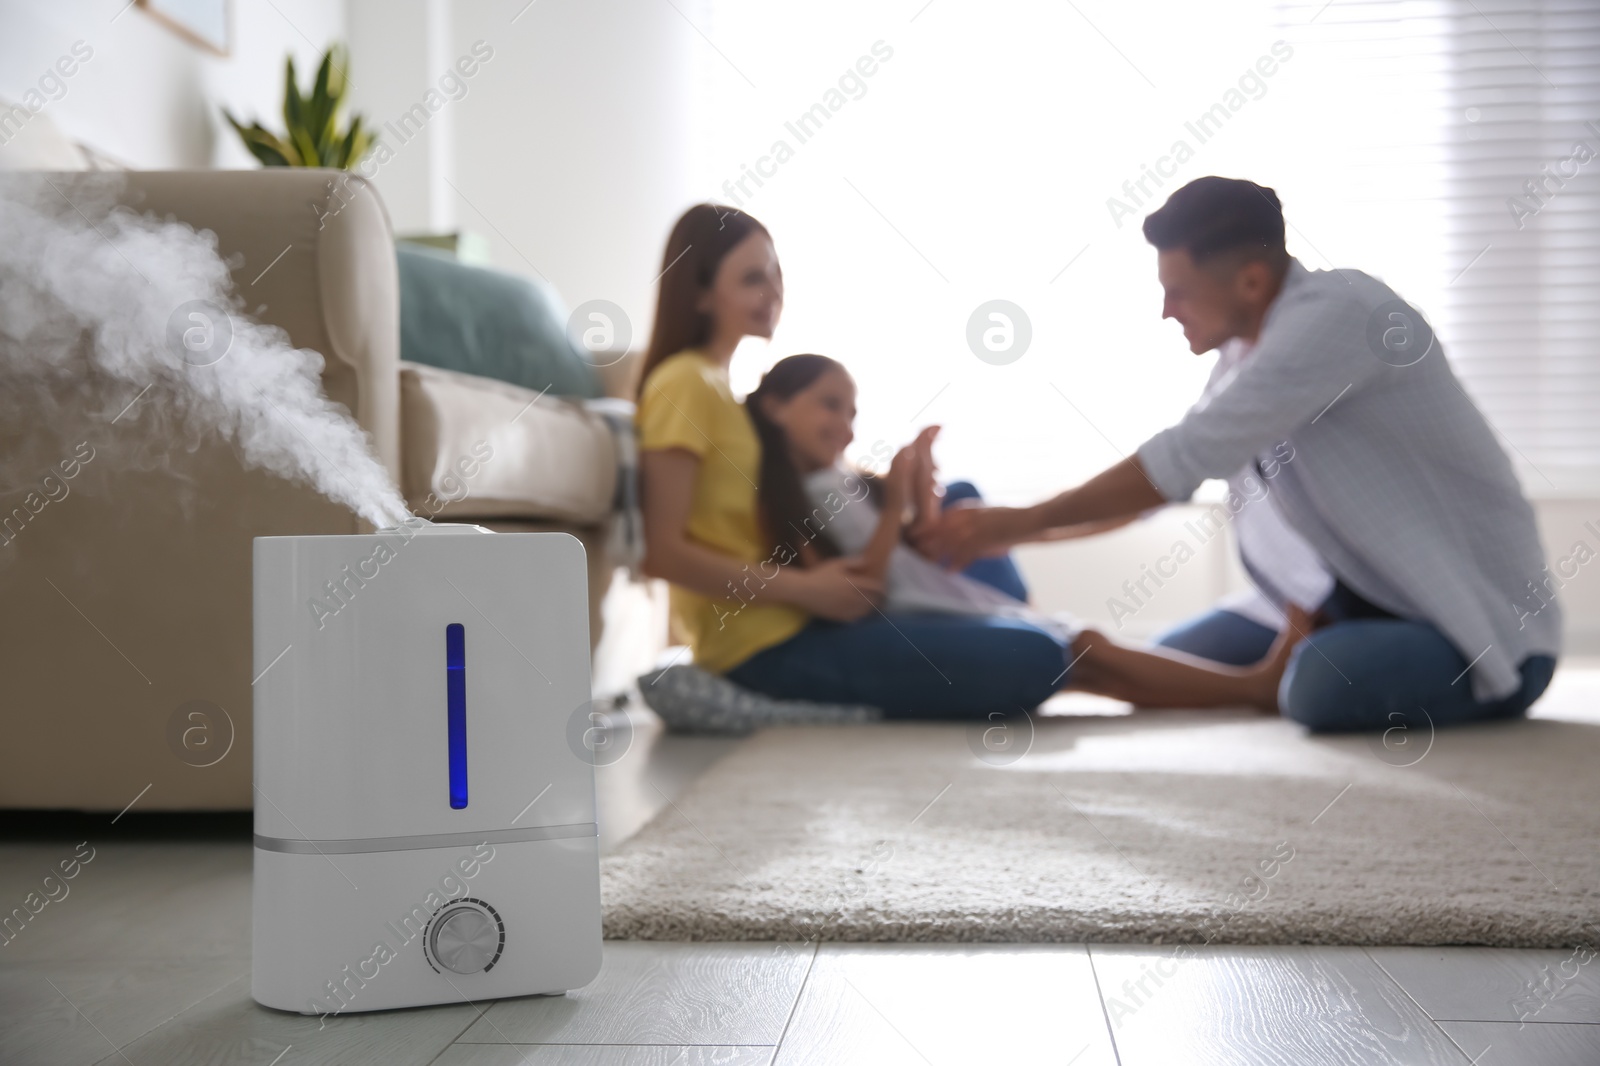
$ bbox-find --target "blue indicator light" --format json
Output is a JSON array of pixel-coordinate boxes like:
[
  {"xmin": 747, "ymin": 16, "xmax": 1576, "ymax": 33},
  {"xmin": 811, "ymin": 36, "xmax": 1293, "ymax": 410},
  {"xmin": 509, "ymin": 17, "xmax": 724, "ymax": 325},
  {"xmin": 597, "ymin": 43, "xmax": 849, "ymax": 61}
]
[{"xmin": 446, "ymin": 623, "xmax": 467, "ymax": 809}]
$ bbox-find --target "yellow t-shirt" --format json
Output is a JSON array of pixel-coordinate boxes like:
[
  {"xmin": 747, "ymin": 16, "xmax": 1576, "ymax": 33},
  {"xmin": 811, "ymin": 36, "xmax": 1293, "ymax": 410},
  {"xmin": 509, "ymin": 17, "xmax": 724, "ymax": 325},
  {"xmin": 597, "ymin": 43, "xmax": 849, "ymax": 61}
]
[{"xmin": 636, "ymin": 351, "xmax": 808, "ymax": 673}]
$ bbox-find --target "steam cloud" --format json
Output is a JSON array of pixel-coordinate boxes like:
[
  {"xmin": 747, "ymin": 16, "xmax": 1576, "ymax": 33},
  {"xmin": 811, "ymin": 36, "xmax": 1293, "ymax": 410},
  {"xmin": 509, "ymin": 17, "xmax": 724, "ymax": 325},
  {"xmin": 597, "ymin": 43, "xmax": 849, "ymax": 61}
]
[{"xmin": 0, "ymin": 173, "xmax": 410, "ymax": 529}]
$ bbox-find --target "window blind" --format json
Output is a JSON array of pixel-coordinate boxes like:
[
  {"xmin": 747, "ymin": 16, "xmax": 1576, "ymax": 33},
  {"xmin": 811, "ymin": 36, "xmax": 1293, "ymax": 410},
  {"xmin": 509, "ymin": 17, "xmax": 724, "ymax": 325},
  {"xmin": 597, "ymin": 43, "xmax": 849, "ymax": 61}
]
[{"xmin": 1275, "ymin": 0, "xmax": 1600, "ymax": 494}]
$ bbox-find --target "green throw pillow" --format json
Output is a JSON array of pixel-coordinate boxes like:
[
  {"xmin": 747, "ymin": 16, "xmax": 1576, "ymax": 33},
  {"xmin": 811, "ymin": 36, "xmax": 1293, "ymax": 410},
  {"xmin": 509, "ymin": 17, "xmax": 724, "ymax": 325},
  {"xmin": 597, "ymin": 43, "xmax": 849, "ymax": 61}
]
[{"xmin": 396, "ymin": 243, "xmax": 601, "ymax": 399}]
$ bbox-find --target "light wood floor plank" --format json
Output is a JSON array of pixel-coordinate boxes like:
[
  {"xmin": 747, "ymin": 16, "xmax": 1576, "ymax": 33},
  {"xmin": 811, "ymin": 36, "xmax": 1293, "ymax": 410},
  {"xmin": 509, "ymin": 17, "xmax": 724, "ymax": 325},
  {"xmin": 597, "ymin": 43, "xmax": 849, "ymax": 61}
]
[
  {"xmin": 1091, "ymin": 944, "xmax": 1470, "ymax": 1065},
  {"xmin": 0, "ymin": 958, "xmax": 246, "ymax": 1066},
  {"xmin": 1438, "ymin": 1020, "xmax": 1600, "ymax": 1066},
  {"xmin": 459, "ymin": 941, "xmax": 814, "ymax": 1046},
  {"xmin": 93, "ymin": 972, "xmax": 481, "ymax": 1066},
  {"xmin": 773, "ymin": 943, "xmax": 1117, "ymax": 1066},
  {"xmin": 0, "ymin": 841, "xmax": 251, "ymax": 963},
  {"xmin": 1368, "ymin": 946, "xmax": 1600, "ymax": 1024}
]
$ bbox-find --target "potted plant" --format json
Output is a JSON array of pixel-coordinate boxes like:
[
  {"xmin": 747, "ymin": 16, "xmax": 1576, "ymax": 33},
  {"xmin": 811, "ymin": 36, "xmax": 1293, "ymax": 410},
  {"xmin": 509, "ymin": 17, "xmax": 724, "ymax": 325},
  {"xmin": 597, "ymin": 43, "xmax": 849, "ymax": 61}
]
[{"xmin": 224, "ymin": 44, "xmax": 374, "ymax": 168}]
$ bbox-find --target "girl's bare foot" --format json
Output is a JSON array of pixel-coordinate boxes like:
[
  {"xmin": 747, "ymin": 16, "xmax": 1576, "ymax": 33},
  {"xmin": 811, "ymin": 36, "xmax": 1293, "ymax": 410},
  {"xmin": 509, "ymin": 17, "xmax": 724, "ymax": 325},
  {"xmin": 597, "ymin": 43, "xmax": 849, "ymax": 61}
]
[{"xmin": 1247, "ymin": 603, "xmax": 1316, "ymax": 713}]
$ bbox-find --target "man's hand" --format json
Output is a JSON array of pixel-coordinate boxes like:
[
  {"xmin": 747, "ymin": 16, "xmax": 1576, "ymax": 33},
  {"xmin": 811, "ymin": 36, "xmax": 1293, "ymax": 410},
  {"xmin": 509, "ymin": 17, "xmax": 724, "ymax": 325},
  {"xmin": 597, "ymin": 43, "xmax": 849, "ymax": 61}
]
[
  {"xmin": 911, "ymin": 455, "xmax": 1166, "ymax": 569},
  {"xmin": 912, "ymin": 504, "xmax": 1040, "ymax": 570}
]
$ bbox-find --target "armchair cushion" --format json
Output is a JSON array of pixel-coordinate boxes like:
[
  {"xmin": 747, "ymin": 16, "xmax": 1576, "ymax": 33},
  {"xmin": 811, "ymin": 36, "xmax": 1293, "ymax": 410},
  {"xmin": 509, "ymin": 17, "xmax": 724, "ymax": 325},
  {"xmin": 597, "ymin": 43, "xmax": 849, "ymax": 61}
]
[
  {"xmin": 400, "ymin": 361, "xmax": 617, "ymax": 523},
  {"xmin": 396, "ymin": 242, "xmax": 601, "ymax": 400}
]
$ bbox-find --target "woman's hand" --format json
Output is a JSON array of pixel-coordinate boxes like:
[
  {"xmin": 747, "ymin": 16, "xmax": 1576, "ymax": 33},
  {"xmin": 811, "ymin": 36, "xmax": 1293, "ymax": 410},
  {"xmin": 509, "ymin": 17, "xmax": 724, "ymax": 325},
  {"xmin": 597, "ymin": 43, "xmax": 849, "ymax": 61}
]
[{"xmin": 782, "ymin": 557, "xmax": 884, "ymax": 622}]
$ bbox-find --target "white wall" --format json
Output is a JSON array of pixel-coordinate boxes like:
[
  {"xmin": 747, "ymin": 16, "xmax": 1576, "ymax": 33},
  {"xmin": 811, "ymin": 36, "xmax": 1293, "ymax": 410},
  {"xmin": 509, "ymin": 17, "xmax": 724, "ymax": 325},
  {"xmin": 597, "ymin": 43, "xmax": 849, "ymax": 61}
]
[
  {"xmin": 1016, "ymin": 504, "xmax": 1246, "ymax": 645},
  {"xmin": 350, "ymin": 0, "xmax": 700, "ymax": 323},
  {"xmin": 344, "ymin": 0, "xmax": 700, "ymax": 324},
  {"xmin": 344, "ymin": 0, "xmax": 454, "ymax": 235},
  {"xmin": 0, "ymin": 0, "xmax": 345, "ymax": 169},
  {"xmin": 1531, "ymin": 500, "xmax": 1600, "ymax": 657},
  {"xmin": 450, "ymin": 0, "xmax": 699, "ymax": 328}
]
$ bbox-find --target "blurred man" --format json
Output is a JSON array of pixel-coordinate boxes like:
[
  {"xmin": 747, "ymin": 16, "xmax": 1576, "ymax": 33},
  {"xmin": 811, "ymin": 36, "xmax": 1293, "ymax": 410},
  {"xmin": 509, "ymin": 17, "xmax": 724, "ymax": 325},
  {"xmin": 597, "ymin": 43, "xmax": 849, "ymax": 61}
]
[{"xmin": 927, "ymin": 176, "xmax": 1559, "ymax": 732}]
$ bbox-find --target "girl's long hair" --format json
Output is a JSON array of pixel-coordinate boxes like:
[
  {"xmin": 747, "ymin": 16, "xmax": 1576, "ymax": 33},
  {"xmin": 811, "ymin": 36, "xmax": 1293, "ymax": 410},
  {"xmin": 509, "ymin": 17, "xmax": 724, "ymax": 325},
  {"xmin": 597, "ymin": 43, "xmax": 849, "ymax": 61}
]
[
  {"xmin": 746, "ymin": 354, "xmax": 847, "ymax": 563},
  {"xmin": 638, "ymin": 204, "xmax": 773, "ymax": 399}
]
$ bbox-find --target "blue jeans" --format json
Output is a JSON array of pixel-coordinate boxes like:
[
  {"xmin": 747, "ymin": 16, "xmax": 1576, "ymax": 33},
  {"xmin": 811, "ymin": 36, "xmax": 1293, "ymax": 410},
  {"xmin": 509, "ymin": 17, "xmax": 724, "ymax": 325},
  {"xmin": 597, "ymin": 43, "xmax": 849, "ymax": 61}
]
[
  {"xmin": 727, "ymin": 613, "xmax": 1069, "ymax": 719},
  {"xmin": 1154, "ymin": 606, "xmax": 1556, "ymax": 733}
]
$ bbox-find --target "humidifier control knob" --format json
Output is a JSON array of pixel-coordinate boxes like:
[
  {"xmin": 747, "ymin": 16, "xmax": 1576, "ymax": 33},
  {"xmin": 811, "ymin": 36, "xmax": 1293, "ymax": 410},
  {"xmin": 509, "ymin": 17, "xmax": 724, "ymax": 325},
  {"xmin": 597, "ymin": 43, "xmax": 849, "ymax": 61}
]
[{"xmin": 427, "ymin": 901, "xmax": 503, "ymax": 975}]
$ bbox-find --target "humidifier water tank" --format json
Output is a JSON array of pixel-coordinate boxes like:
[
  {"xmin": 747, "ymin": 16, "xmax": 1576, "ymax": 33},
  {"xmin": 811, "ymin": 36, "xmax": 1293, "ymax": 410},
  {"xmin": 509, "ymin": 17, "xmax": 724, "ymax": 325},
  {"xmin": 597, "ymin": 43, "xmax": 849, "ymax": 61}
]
[{"xmin": 250, "ymin": 522, "xmax": 603, "ymax": 1016}]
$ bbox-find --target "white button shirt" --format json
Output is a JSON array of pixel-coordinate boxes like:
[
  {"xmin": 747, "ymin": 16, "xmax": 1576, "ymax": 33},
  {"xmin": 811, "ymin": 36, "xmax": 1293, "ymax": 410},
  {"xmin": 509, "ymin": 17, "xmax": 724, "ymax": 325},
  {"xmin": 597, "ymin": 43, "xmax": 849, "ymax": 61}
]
[
  {"xmin": 1138, "ymin": 259, "xmax": 1559, "ymax": 700},
  {"xmin": 1206, "ymin": 336, "xmax": 1336, "ymax": 613}
]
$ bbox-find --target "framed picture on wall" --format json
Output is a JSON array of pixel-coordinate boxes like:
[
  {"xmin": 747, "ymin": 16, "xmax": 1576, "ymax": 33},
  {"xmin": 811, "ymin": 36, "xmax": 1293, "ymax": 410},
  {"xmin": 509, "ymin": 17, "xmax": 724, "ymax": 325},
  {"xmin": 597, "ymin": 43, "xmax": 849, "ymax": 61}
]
[{"xmin": 137, "ymin": 0, "xmax": 230, "ymax": 56}]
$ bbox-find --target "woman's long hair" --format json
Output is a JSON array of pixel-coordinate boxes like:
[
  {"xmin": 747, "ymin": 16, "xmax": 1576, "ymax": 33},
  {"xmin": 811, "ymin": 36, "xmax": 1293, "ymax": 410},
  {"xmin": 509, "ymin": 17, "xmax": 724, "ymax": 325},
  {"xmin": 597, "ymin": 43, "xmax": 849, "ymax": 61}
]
[
  {"xmin": 746, "ymin": 354, "xmax": 847, "ymax": 563},
  {"xmin": 638, "ymin": 204, "xmax": 773, "ymax": 399}
]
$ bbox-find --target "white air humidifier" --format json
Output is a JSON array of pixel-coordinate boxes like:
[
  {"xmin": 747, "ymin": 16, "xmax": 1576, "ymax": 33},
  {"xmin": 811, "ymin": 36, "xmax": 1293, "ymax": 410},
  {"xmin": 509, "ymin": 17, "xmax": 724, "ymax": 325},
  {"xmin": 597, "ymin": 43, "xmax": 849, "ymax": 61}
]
[{"xmin": 251, "ymin": 522, "xmax": 603, "ymax": 1016}]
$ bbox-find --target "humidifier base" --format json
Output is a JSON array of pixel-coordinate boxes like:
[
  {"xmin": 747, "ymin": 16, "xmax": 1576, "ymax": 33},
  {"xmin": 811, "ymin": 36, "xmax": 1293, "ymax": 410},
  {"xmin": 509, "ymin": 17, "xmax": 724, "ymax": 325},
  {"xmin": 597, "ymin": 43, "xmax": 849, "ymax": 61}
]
[{"xmin": 251, "ymin": 831, "xmax": 603, "ymax": 1016}]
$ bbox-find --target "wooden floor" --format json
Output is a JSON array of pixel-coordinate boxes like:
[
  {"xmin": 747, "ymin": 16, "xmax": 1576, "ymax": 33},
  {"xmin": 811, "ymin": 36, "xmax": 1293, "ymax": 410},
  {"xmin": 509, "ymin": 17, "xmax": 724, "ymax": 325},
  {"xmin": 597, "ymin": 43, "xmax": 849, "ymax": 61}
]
[{"xmin": 4, "ymin": 680, "xmax": 1599, "ymax": 1065}]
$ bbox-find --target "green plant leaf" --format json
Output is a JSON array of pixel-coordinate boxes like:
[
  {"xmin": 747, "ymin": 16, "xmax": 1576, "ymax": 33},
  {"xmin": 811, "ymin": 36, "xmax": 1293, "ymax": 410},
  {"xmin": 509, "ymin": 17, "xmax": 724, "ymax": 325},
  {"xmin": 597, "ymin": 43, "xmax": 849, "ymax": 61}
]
[
  {"xmin": 324, "ymin": 44, "xmax": 349, "ymax": 102},
  {"xmin": 308, "ymin": 50, "xmax": 335, "ymax": 155},
  {"xmin": 246, "ymin": 139, "xmax": 295, "ymax": 167},
  {"xmin": 288, "ymin": 122, "xmax": 322, "ymax": 168},
  {"xmin": 338, "ymin": 115, "xmax": 376, "ymax": 169},
  {"xmin": 282, "ymin": 55, "xmax": 304, "ymax": 137},
  {"xmin": 335, "ymin": 116, "xmax": 357, "ymax": 169},
  {"xmin": 226, "ymin": 43, "xmax": 370, "ymax": 170},
  {"xmin": 224, "ymin": 110, "xmax": 299, "ymax": 166}
]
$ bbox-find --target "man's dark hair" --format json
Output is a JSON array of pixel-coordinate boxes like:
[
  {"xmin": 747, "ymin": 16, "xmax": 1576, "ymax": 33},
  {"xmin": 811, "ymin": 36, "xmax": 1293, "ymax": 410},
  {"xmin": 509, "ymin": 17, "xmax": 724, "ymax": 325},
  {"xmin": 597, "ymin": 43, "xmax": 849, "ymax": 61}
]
[{"xmin": 1142, "ymin": 176, "xmax": 1288, "ymax": 273}]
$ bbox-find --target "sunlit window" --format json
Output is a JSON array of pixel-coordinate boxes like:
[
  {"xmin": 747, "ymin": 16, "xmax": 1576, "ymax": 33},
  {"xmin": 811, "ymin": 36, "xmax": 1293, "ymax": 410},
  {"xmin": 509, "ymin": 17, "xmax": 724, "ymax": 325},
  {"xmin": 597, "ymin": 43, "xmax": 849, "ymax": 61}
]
[{"xmin": 687, "ymin": 0, "xmax": 1598, "ymax": 499}]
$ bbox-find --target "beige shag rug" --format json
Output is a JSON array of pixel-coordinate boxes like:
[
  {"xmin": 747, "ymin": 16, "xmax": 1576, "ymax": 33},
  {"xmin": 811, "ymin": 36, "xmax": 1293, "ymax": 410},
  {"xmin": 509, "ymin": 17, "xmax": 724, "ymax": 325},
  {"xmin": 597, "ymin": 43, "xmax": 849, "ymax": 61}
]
[{"xmin": 600, "ymin": 705, "xmax": 1600, "ymax": 946}]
